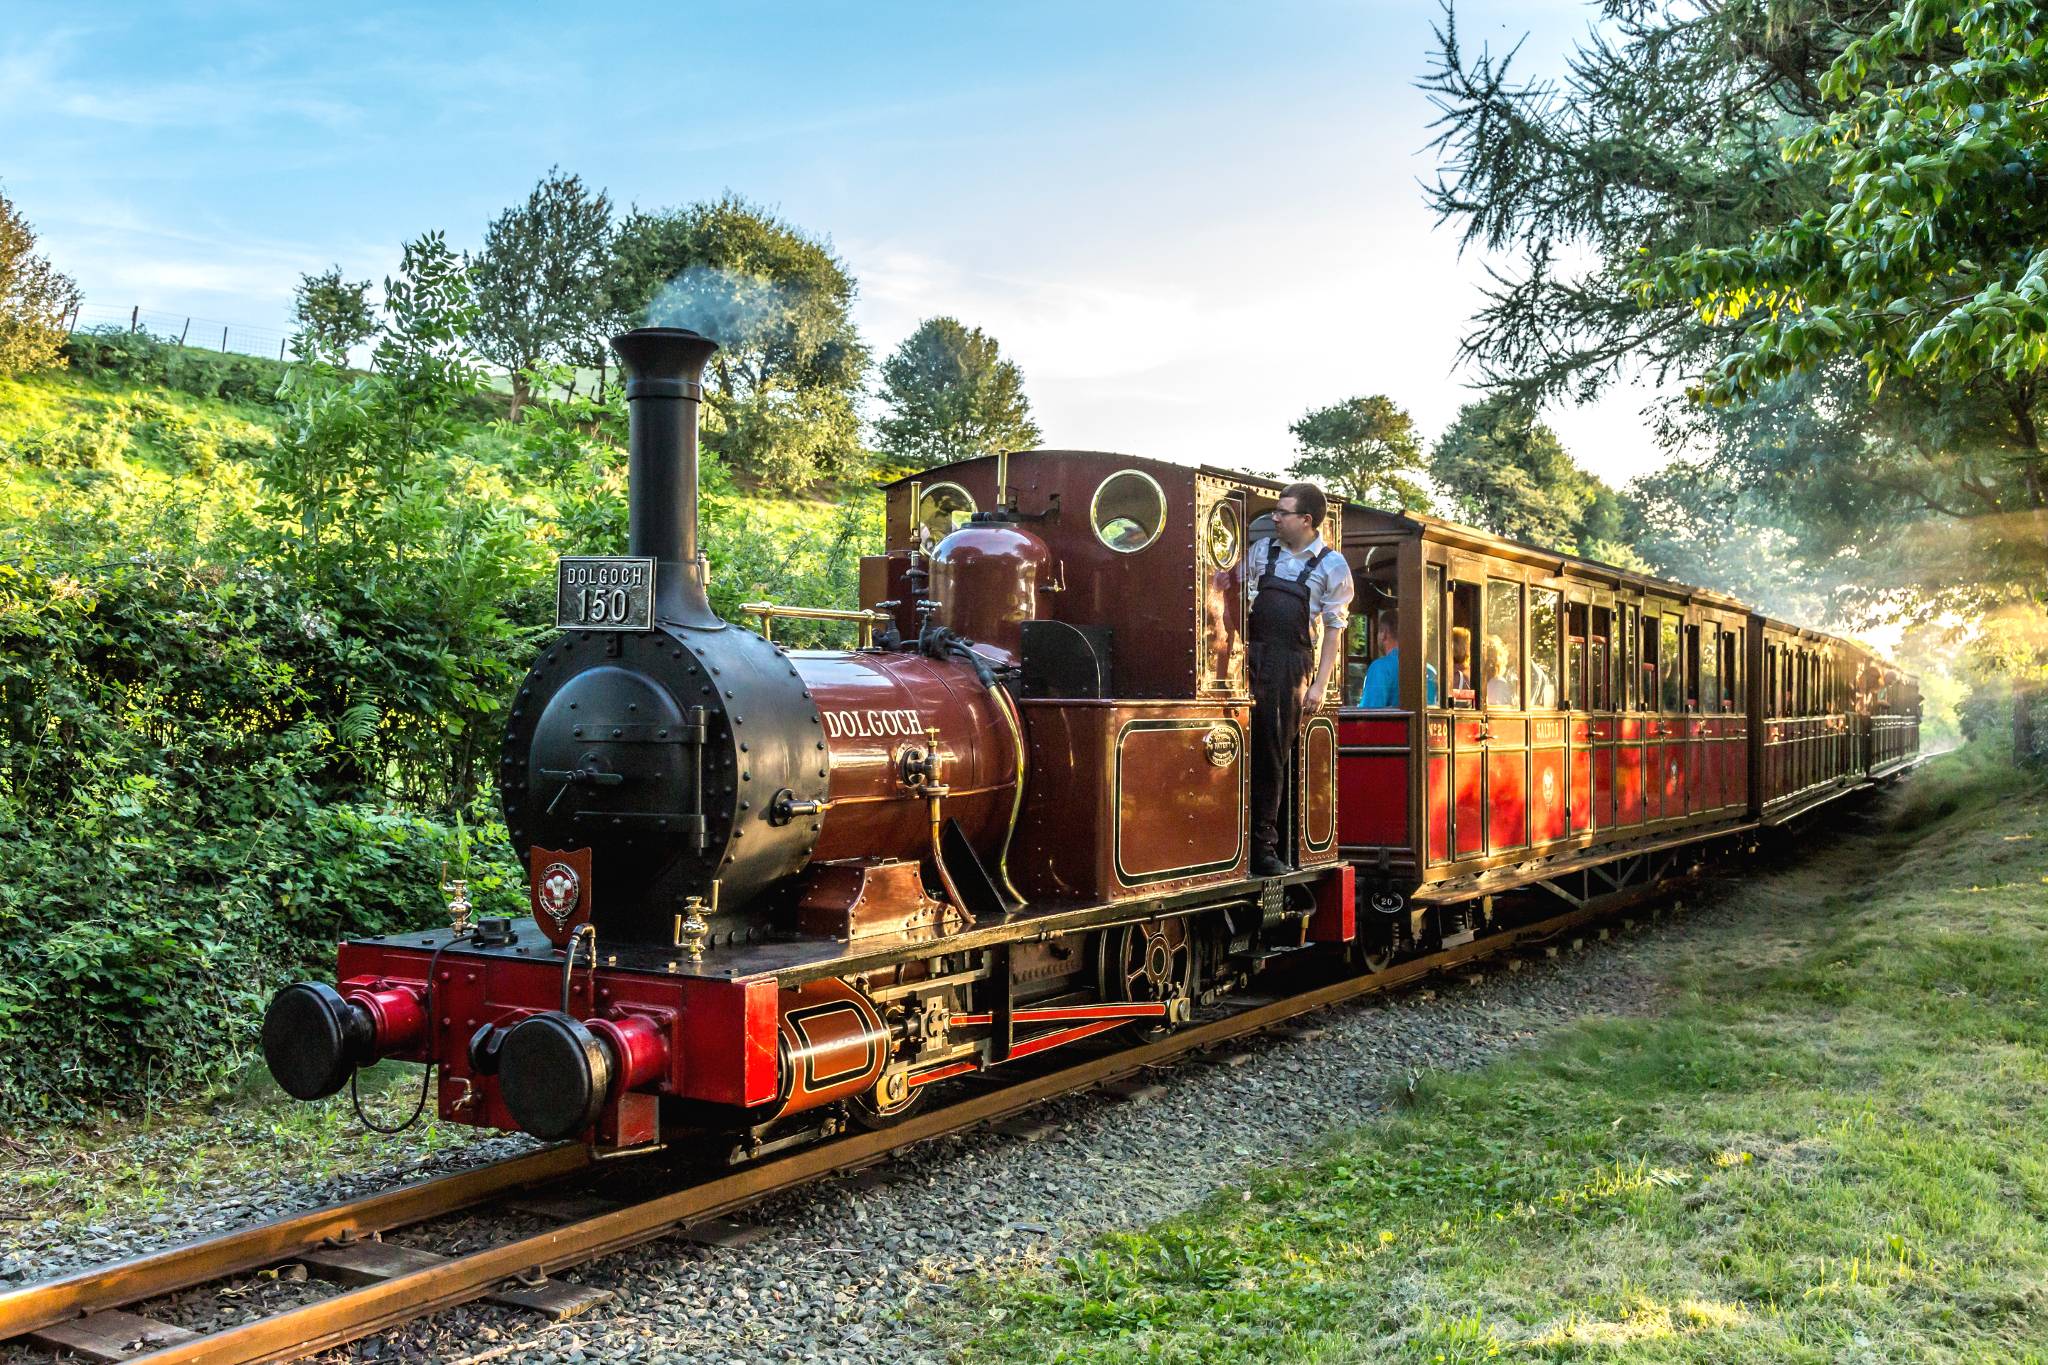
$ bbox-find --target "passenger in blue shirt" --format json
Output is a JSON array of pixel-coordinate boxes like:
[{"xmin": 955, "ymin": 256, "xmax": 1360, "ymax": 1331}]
[{"xmin": 1359, "ymin": 613, "xmax": 1438, "ymax": 708}]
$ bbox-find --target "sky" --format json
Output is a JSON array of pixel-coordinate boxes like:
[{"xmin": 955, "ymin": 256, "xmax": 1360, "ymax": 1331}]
[{"xmin": 0, "ymin": 0, "xmax": 1680, "ymax": 488}]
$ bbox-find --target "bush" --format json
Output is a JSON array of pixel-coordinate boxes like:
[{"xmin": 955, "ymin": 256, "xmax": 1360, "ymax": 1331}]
[
  {"xmin": 9, "ymin": 411, "xmax": 128, "ymax": 470},
  {"xmin": 0, "ymin": 550, "xmax": 519, "ymax": 1119},
  {"xmin": 63, "ymin": 327, "xmax": 288, "ymax": 406}
]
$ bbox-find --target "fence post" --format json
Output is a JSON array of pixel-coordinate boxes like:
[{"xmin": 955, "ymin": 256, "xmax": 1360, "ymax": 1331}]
[
  {"xmin": 130, "ymin": 306, "xmax": 139, "ymax": 334},
  {"xmin": 221, "ymin": 326, "xmax": 229, "ymax": 353},
  {"xmin": 179, "ymin": 318, "xmax": 191, "ymax": 346}
]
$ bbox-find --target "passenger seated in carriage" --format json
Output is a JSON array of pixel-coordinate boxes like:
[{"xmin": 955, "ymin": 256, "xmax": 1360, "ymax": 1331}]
[
  {"xmin": 1447, "ymin": 626, "xmax": 1475, "ymax": 707},
  {"xmin": 1359, "ymin": 612, "xmax": 1437, "ymax": 708},
  {"xmin": 1484, "ymin": 633, "xmax": 1520, "ymax": 707}
]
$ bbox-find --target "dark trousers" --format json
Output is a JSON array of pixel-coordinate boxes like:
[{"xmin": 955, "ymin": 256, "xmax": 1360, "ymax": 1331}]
[{"xmin": 1249, "ymin": 643, "xmax": 1310, "ymax": 859}]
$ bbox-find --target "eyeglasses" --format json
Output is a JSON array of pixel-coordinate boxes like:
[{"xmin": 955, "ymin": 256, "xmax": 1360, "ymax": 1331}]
[{"xmin": 1274, "ymin": 507, "xmax": 1306, "ymax": 520}]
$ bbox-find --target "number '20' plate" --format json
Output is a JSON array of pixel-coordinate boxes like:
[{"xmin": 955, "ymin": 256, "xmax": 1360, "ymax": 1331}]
[{"xmin": 555, "ymin": 556, "xmax": 655, "ymax": 630}]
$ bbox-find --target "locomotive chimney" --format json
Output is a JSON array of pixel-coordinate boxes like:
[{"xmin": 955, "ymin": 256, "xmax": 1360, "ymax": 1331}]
[{"xmin": 611, "ymin": 326, "xmax": 722, "ymax": 628}]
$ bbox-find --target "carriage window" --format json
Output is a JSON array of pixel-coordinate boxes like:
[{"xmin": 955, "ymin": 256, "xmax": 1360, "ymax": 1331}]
[
  {"xmin": 1763, "ymin": 644, "xmax": 1777, "ymax": 717},
  {"xmin": 1347, "ymin": 547, "xmax": 1401, "ymax": 706},
  {"xmin": 1660, "ymin": 615, "xmax": 1684, "ymax": 713},
  {"xmin": 1722, "ymin": 628, "xmax": 1742, "ymax": 711},
  {"xmin": 1485, "ymin": 579, "xmax": 1524, "ymax": 710},
  {"xmin": 1613, "ymin": 609, "xmax": 1630, "ymax": 716},
  {"xmin": 1701, "ymin": 624, "xmax": 1721, "ymax": 714},
  {"xmin": 1530, "ymin": 588, "xmax": 1561, "ymax": 709},
  {"xmin": 1684, "ymin": 624, "xmax": 1701, "ymax": 712},
  {"xmin": 1566, "ymin": 601, "xmax": 1590, "ymax": 710},
  {"xmin": 1447, "ymin": 580, "xmax": 1481, "ymax": 709},
  {"xmin": 916, "ymin": 482, "xmax": 976, "ymax": 548},
  {"xmin": 1424, "ymin": 565, "xmax": 1443, "ymax": 708},
  {"xmin": 1090, "ymin": 469, "xmax": 1166, "ymax": 553},
  {"xmin": 1590, "ymin": 605, "xmax": 1612, "ymax": 710},
  {"xmin": 1639, "ymin": 610, "xmax": 1659, "ymax": 712}
]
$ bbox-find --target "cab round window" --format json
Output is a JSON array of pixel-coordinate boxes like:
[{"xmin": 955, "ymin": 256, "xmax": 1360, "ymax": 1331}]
[
  {"xmin": 1091, "ymin": 470, "xmax": 1166, "ymax": 554},
  {"xmin": 916, "ymin": 483, "xmax": 976, "ymax": 548}
]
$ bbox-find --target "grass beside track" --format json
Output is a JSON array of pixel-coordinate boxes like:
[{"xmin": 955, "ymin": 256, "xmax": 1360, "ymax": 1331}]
[{"xmin": 953, "ymin": 745, "xmax": 2048, "ymax": 1363}]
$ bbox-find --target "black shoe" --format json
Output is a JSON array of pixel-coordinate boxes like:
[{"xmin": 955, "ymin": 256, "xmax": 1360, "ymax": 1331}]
[{"xmin": 1251, "ymin": 852, "xmax": 1291, "ymax": 878}]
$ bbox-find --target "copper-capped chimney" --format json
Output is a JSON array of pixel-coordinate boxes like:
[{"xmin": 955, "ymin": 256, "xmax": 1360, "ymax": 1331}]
[{"xmin": 611, "ymin": 326, "xmax": 722, "ymax": 629}]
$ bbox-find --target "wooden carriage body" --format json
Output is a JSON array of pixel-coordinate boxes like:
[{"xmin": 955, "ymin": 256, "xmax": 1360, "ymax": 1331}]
[{"xmin": 1333, "ymin": 509, "xmax": 1921, "ymax": 905}]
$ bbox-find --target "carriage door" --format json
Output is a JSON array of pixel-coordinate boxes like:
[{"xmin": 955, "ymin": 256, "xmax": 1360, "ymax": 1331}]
[
  {"xmin": 1529, "ymin": 586, "xmax": 1569, "ymax": 845},
  {"xmin": 1445, "ymin": 577, "xmax": 1486, "ymax": 860},
  {"xmin": 1483, "ymin": 578, "xmax": 1529, "ymax": 854}
]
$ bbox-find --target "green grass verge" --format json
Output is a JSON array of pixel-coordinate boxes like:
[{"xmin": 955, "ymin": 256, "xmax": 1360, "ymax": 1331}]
[
  {"xmin": 952, "ymin": 745, "xmax": 2048, "ymax": 1363},
  {"xmin": 0, "ymin": 1061, "xmax": 502, "ymax": 1231}
]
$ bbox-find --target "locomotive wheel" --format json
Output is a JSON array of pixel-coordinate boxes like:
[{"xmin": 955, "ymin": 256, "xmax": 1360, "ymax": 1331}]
[
  {"xmin": 848, "ymin": 1068, "xmax": 927, "ymax": 1130},
  {"xmin": 1096, "ymin": 916, "xmax": 1197, "ymax": 1021}
]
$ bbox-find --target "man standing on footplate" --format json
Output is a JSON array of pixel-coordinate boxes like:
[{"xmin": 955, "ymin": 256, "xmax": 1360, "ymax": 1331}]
[{"xmin": 1247, "ymin": 481, "xmax": 1352, "ymax": 878}]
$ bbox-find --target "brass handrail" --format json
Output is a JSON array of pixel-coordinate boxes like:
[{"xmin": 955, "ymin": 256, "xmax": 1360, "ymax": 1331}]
[{"xmin": 737, "ymin": 601, "xmax": 892, "ymax": 647}]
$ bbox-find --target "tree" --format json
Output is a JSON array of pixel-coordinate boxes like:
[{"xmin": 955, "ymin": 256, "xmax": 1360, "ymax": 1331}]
[
  {"xmin": 1620, "ymin": 460, "xmax": 1833, "ymax": 624},
  {"xmin": 1429, "ymin": 395, "xmax": 1620, "ymax": 556},
  {"xmin": 470, "ymin": 167, "xmax": 613, "ymax": 419},
  {"xmin": 1286, "ymin": 395, "xmax": 1430, "ymax": 512},
  {"xmin": 1421, "ymin": 0, "xmax": 1888, "ymax": 405},
  {"xmin": 605, "ymin": 195, "xmax": 869, "ymax": 487},
  {"xmin": 875, "ymin": 317, "xmax": 1040, "ymax": 469},
  {"xmin": 290, "ymin": 266, "xmax": 375, "ymax": 367},
  {"xmin": 0, "ymin": 188, "xmax": 81, "ymax": 377},
  {"xmin": 259, "ymin": 231, "xmax": 522, "ymax": 812}
]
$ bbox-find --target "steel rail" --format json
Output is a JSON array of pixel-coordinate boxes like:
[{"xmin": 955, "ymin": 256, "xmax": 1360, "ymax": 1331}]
[
  {"xmin": 0, "ymin": 1145, "xmax": 595, "ymax": 1344},
  {"xmin": 7, "ymin": 892, "xmax": 1637, "ymax": 1364}
]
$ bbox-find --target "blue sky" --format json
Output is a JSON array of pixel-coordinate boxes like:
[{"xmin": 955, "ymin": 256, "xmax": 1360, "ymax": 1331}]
[{"xmin": 1, "ymin": 1, "xmax": 1674, "ymax": 485}]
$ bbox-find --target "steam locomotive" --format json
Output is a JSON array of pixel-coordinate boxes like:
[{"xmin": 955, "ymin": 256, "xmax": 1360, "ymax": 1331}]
[{"xmin": 262, "ymin": 326, "xmax": 1920, "ymax": 1151}]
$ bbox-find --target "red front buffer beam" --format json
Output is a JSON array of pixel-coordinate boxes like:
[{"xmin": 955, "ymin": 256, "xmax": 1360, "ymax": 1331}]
[
  {"xmin": 495, "ymin": 1011, "xmax": 671, "ymax": 1141},
  {"xmin": 261, "ymin": 981, "xmax": 426, "ymax": 1100}
]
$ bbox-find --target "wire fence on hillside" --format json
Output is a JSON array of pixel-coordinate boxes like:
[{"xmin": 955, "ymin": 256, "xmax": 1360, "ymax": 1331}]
[{"xmin": 68, "ymin": 302, "xmax": 295, "ymax": 362}]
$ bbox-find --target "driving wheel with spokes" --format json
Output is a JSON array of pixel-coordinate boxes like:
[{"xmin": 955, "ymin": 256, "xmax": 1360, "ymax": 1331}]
[{"xmin": 1096, "ymin": 916, "xmax": 1197, "ymax": 1022}]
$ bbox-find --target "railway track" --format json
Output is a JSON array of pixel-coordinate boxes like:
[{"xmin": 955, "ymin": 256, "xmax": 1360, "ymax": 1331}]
[{"xmin": 1, "ymin": 892, "xmax": 1648, "ymax": 1365}]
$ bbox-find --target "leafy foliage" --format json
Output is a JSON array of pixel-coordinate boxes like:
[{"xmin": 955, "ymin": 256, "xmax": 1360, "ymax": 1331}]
[
  {"xmin": 1422, "ymin": 0, "xmax": 1882, "ymax": 405},
  {"xmin": 469, "ymin": 168, "xmax": 614, "ymax": 418},
  {"xmin": 63, "ymin": 327, "xmax": 289, "ymax": 405},
  {"xmin": 0, "ymin": 524, "xmax": 510, "ymax": 1118},
  {"xmin": 0, "ymin": 187, "xmax": 81, "ymax": 378},
  {"xmin": 875, "ymin": 316, "xmax": 1040, "ymax": 471},
  {"xmin": 608, "ymin": 195, "xmax": 871, "ymax": 487},
  {"xmin": 1646, "ymin": 2, "xmax": 2048, "ymax": 411},
  {"xmin": 290, "ymin": 266, "xmax": 376, "ymax": 367},
  {"xmin": 1287, "ymin": 394, "xmax": 1430, "ymax": 512},
  {"xmin": 1620, "ymin": 458, "xmax": 1835, "ymax": 624}
]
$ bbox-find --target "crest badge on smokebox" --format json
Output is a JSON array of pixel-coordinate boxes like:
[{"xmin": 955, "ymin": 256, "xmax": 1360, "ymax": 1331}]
[{"xmin": 528, "ymin": 846, "xmax": 592, "ymax": 947}]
